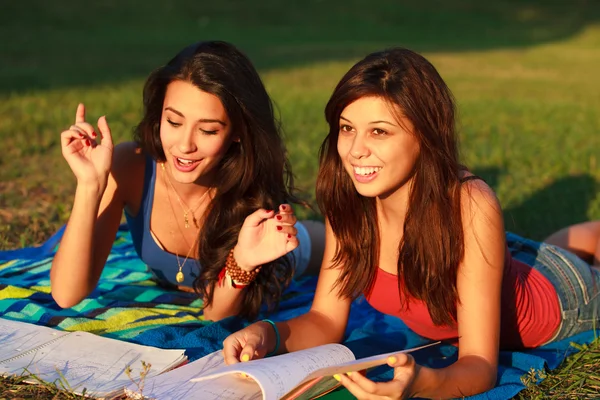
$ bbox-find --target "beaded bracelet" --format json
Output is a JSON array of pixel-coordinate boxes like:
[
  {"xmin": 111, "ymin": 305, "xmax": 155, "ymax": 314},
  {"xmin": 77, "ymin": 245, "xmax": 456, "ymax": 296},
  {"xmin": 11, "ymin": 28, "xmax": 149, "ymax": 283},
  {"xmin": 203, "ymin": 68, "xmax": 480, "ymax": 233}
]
[
  {"xmin": 217, "ymin": 268, "xmax": 250, "ymax": 289},
  {"xmin": 262, "ymin": 319, "xmax": 280, "ymax": 357},
  {"xmin": 225, "ymin": 249, "xmax": 262, "ymax": 285}
]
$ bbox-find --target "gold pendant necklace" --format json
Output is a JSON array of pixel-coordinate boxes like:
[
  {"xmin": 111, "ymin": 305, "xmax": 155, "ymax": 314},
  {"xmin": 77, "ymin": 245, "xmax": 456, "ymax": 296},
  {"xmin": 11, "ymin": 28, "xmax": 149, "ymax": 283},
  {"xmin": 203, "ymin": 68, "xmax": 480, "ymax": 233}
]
[
  {"xmin": 161, "ymin": 163, "xmax": 209, "ymax": 283},
  {"xmin": 174, "ymin": 248, "xmax": 194, "ymax": 283},
  {"xmin": 176, "ymin": 271, "xmax": 185, "ymax": 283}
]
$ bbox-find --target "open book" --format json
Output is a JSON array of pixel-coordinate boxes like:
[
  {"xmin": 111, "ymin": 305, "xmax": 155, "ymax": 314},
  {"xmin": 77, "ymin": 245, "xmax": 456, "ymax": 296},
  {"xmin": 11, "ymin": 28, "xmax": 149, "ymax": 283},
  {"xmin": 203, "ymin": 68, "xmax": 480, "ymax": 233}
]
[
  {"xmin": 0, "ymin": 318, "xmax": 187, "ymax": 399},
  {"xmin": 125, "ymin": 341, "xmax": 438, "ymax": 400}
]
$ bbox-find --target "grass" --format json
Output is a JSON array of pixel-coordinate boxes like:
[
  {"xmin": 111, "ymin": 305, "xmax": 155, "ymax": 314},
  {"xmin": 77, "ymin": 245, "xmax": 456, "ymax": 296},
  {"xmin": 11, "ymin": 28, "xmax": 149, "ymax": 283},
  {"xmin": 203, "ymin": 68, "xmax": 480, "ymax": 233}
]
[
  {"xmin": 0, "ymin": 374, "xmax": 84, "ymax": 399},
  {"xmin": 518, "ymin": 339, "xmax": 600, "ymax": 399},
  {"xmin": 1, "ymin": 0, "xmax": 599, "ymax": 398}
]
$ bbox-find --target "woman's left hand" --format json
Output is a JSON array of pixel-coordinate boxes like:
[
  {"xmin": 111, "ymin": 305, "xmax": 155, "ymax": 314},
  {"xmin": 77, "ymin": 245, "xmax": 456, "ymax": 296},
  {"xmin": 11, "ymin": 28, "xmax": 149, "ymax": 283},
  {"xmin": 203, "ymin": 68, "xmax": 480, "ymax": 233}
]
[
  {"xmin": 336, "ymin": 353, "xmax": 418, "ymax": 400},
  {"xmin": 234, "ymin": 204, "xmax": 299, "ymax": 270}
]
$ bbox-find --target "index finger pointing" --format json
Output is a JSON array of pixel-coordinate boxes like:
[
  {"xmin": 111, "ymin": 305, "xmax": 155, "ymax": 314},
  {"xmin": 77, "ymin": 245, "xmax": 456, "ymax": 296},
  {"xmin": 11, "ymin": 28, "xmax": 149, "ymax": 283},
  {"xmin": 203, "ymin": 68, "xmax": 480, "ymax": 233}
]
[{"xmin": 75, "ymin": 103, "xmax": 86, "ymax": 124}]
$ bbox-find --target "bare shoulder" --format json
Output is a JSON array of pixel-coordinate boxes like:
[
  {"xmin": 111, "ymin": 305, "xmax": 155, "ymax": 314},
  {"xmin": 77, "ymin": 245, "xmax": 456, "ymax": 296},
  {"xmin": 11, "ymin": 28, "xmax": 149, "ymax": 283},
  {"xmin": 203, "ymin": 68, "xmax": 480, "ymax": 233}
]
[
  {"xmin": 110, "ymin": 142, "xmax": 147, "ymax": 207},
  {"xmin": 460, "ymin": 175, "xmax": 502, "ymax": 218},
  {"xmin": 112, "ymin": 142, "xmax": 145, "ymax": 173},
  {"xmin": 459, "ymin": 174, "xmax": 505, "ymax": 257}
]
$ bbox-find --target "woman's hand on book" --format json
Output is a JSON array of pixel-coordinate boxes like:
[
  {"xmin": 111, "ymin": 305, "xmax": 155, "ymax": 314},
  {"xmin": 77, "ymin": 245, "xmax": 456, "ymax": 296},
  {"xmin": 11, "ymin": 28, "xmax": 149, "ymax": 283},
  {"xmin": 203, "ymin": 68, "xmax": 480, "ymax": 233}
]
[
  {"xmin": 60, "ymin": 103, "xmax": 114, "ymax": 194},
  {"xmin": 234, "ymin": 204, "xmax": 299, "ymax": 270},
  {"xmin": 222, "ymin": 321, "xmax": 274, "ymax": 365},
  {"xmin": 335, "ymin": 353, "xmax": 418, "ymax": 399}
]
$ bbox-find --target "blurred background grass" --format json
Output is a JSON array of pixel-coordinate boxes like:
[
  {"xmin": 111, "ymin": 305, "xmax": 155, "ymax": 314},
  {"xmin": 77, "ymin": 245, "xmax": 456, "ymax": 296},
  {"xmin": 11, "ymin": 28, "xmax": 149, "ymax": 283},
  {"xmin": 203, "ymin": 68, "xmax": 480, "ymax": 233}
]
[{"xmin": 1, "ymin": 0, "xmax": 599, "ymax": 249}]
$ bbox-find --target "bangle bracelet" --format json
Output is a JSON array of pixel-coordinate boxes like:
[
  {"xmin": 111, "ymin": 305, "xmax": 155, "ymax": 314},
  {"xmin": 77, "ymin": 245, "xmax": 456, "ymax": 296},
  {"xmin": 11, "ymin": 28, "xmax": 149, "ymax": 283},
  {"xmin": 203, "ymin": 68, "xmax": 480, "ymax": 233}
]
[{"xmin": 262, "ymin": 319, "xmax": 280, "ymax": 357}]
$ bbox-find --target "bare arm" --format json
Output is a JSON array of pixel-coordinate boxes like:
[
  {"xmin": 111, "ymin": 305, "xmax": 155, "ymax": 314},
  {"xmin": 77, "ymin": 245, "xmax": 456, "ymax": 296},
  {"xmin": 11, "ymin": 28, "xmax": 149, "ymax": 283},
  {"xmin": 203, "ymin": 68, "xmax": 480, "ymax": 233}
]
[
  {"xmin": 201, "ymin": 244, "xmax": 258, "ymax": 322},
  {"xmin": 50, "ymin": 114, "xmax": 139, "ymax": 308},
  {"xmin": 50, "ymin": 176, "xmax": 122, "ymax": 307},
  {"xmin": 222, "ymin": 218, "xmax": 352, "ymax": 362},
  {"xmin": 203, "ymin": 205, "xmax": 303, "ymax": 321},
  {"xmin": 276, "ymin": 220, "xmax": 351, "ymax": 352},
  {"xmin": 409, "ymin": 181, "xmax": 505, "ymax": 398}
]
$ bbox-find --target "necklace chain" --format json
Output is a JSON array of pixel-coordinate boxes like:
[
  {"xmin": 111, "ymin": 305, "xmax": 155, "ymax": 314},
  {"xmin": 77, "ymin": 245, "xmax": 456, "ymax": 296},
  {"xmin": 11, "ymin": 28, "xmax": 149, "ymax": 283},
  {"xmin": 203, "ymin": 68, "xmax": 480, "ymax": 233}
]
[
  {"xmin": 160, "ymin": 163, "xmax": 211, "ymax": 228},
  {"xmin": 161, "ymin": 163, "xmax": 209, "ymax": 283}
]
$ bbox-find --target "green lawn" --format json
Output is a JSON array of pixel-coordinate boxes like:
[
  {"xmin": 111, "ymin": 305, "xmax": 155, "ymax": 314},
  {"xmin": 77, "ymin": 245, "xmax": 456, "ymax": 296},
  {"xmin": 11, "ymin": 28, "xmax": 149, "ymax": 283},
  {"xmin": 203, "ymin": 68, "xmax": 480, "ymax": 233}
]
[{"xmin": 1, "ymin": 0, "xmax": 599, "ymax": 398}]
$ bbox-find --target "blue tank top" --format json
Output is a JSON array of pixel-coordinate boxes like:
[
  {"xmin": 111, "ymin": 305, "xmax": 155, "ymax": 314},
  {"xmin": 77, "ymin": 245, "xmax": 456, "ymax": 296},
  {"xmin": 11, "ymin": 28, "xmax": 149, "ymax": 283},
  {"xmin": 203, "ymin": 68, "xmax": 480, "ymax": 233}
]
[{"xmin": 124, "ymin": 156, "xmax": 198, "ymax": 288}]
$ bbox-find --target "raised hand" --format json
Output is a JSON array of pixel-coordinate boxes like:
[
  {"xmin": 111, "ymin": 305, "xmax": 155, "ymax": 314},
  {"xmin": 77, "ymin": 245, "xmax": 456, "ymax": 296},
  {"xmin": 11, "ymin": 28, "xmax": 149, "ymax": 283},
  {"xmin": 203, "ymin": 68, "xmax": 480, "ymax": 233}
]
[
  {"xmin": 60, "ymin": 103, "xmax": 114, "ymax": 192},
  {"xmin": 335, "ymin": 353, "xmax": 418, "ymax": 400},
  {"xmin": 233, "ymin": 204, "xmax": 299, "ymax": 270}
]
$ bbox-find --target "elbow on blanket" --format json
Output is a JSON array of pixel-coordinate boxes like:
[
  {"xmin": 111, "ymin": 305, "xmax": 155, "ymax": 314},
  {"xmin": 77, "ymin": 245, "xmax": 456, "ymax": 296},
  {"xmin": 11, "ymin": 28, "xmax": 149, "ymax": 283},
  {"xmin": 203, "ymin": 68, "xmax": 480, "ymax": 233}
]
[
  {"xmin": 476, "ymin": 372, "xmax": 497, "ymax": 394},
  {"xmin": 51, "ymin": 290, "xmax": 82, "ymax": 309},
  {"xmin": 460, "ymin": 359, "xmax": 498, "ymax": 397}
]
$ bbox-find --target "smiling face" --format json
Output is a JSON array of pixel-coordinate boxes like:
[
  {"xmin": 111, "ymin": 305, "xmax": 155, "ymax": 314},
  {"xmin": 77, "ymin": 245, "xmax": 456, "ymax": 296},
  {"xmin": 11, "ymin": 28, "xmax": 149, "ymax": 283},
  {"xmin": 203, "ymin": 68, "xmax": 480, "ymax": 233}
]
[
  {"xmin": 336, "ymin": 96, "xmax": 421, "ymax": 199},
  {"xmin": 160, "ymin": 80, "xmax": 235, "ymax": 185}
]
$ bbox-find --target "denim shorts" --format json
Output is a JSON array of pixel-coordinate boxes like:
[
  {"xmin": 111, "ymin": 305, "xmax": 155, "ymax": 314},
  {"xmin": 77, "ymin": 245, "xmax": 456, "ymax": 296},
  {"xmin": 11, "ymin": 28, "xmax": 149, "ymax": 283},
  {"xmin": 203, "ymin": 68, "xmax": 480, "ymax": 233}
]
[
  {"xmin": 290, "ymin": 221, "xmax": 311, "ymax": 278},
  {"xmin": 507, "ymin": 232, "xmax": 600, "ymax": 344}
]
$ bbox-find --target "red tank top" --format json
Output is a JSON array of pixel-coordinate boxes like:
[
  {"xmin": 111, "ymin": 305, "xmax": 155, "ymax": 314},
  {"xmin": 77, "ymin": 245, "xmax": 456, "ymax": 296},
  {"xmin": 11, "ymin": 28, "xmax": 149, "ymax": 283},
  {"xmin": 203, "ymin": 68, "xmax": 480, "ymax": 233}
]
[{"xmin": 365, "ymin": 247, "xmax": 561, "ymax": 349}]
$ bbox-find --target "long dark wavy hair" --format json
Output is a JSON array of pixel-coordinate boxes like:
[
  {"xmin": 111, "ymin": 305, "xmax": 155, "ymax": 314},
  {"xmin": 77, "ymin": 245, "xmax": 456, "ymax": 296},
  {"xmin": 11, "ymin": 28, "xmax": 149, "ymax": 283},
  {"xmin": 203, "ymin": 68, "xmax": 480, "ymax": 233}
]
[
  {"xmin": 134, "ymin": 41, "xmax": 296, "ymax": 320},
  {"xmin": 316, "ymin": 48, "xmax": 464, "ymax": 326}
]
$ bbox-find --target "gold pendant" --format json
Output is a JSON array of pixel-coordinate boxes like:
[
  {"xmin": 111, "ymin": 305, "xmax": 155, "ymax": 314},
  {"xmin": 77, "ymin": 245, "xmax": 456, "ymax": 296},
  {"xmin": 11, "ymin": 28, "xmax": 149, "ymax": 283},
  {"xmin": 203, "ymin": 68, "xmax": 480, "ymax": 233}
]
[
  {"xmin": 184, "ymin": 212, "xmax": 189, "ymax": 228},
  {"xmin": 176, "ymin": 271, "xmax": 185, "ymax": 283}
]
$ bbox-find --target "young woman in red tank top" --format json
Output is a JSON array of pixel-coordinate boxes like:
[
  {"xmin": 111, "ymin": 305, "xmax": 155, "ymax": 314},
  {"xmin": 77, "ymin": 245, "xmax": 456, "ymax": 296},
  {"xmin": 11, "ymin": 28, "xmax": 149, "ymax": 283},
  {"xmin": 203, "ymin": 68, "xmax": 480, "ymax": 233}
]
[{"xmin": 222, "ymin": 48, "xmax": 600, "ymax": 398}]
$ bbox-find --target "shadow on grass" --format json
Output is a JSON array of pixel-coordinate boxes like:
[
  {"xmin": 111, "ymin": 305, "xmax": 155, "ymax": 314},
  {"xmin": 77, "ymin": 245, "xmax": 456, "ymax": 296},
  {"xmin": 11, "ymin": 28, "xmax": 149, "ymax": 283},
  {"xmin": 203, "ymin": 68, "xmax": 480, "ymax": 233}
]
[
  {"xmin": 473, "ymin": 167, "xmax": 599, "ymax": 241},
  {"xmin": 504, "ymin": 174, "xmax": 599, "ymax": 241},
  {"xmin": 1, "ymin": 0, "xmax": 599, "ymax": 94}
]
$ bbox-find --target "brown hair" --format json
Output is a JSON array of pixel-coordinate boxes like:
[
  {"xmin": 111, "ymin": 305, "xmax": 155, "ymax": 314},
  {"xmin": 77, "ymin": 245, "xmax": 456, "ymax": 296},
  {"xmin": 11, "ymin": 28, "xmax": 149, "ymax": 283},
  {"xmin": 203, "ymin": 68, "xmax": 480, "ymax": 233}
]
[
  {"xmin": 316, "ymin": 48, "xmax": 464, "ymax": 325},
  {"xmin": 134, "ymin": 41, "xmax": 297, "ymax": 320}
]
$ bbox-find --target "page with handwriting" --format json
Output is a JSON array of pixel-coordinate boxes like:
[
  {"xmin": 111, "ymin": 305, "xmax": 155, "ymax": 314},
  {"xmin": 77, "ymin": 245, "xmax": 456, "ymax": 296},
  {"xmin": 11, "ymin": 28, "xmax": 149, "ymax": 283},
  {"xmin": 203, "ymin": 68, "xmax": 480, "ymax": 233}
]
[
  {"xmin": 2, "ymin": 330, "xmax": 185, "ymax": 397},
  {"xmin": 126, "ymin": 350, "xmax": 263, "ymax": 400},
  {"xmin": 0, "ymin": 318, "xmax": 70, "ymax": 368},
  {"xmin": 192, "ymin": 344, "xmax": 355, "ymax": 400}
]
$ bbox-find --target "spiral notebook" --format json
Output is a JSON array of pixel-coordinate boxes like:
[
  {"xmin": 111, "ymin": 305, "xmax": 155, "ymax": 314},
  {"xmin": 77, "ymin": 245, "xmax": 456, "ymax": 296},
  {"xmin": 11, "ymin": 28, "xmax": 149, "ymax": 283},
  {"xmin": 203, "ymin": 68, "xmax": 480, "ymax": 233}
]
[{"xmin": 0, "ymin": 318, "xmax": 187, "ymax": 399}]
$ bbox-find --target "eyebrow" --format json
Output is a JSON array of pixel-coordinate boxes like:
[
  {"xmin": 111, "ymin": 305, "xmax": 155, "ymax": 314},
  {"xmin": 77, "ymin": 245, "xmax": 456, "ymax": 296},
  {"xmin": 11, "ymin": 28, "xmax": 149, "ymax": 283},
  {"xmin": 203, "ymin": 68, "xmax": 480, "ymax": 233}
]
[
  {"xmin": 164, "ymin": 107, "xmax": 227, "ymax": 126},
  {"xmin": 339, "ymin": 115, "xmax": 397, "ymax": 127}
]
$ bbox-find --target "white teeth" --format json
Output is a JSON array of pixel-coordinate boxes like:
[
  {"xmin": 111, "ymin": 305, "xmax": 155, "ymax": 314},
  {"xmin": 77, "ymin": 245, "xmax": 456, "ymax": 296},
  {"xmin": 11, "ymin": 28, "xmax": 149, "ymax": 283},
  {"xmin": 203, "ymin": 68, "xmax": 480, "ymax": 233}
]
[
  {"xmin": 353, "ymin": 166, "xmax": 382, "ymax": 176},
  {"xmin": 177, "ymin": 157, "xmax": 194, "ymax": 166}
]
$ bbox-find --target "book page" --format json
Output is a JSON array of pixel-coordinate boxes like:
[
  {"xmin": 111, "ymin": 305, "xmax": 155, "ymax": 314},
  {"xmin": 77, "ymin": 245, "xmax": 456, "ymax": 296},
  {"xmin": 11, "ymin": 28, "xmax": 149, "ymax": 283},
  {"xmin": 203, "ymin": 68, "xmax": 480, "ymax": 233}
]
[
  {"xmin": 281, "ymin": 341, "xmax": 439, "ymax": 400},
  {"xmin": 0, "ymin": 318, "xmax": 70, "ymax": 365},
  {"xmin": 191, "ymin": 344, "xmax": 355, "ymax": 400},
  {"xmin": 1, "ymin": 330, "xmax": 185, "ymax": 397},
  {"xmin": 126, "ymin": 350, "xmax": 262, "ymax": 400},
  {"xmin": 300, "ymin": 341, "xmax": 440, "ymax": 383}
]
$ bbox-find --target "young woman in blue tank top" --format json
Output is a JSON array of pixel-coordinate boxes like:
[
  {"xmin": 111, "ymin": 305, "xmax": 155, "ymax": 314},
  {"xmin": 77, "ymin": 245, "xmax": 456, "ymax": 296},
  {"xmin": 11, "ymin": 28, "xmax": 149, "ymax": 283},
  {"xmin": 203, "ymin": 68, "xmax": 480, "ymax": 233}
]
[{"xmin": 50, "ymin": 41, "xmax": 324, "ymax": 321}]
